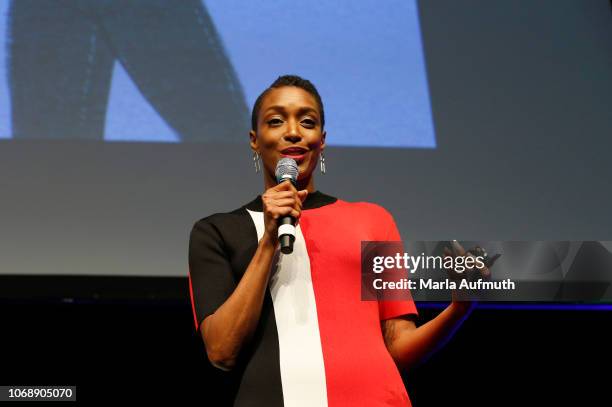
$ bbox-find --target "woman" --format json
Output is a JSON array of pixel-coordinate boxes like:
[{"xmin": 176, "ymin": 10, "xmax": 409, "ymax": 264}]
[{"xmin": 188, "ymin": 75, "xmax": 490, "ymax": 407}]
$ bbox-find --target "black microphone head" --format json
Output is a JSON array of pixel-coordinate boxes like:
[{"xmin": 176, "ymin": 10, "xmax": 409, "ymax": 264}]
[{"xmin": 275, "ymin": 157, "xmax": 299, "ymax": 185}]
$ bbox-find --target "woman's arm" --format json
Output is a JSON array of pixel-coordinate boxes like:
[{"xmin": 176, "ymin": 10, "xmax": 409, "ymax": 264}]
[
  {"xmin": 200, "ymin": 181, "xmax": 308, "ymax": 371},
  {"xmin": 382, "ymin": 240, "xmax": 499, "ymax": 370},
  {"xmin": 201, "ymin": 232, "xmax": 277, "ymax": 371},
  {"xmin": 381, "ymin": 301, "xmax": 475, "ymax": 372}
]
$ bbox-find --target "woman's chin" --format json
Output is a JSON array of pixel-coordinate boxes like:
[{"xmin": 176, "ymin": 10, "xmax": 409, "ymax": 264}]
[{"xmin": 298, "ymin": 163, "xmax": 316, "ymax": 178}]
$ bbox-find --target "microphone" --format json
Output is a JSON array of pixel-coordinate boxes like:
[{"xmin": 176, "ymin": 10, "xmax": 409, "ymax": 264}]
[{"xmin": 275, "ymin": 158, "xmax": 299, "ymax": 254}]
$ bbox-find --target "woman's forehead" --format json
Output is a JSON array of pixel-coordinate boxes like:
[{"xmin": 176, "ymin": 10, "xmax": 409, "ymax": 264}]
[{"xmin": 260, "ymin": 86, "xmax": 319, "ymax": 113}]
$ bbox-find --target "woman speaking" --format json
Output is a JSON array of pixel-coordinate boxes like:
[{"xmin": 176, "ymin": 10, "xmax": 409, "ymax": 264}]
[{"xmin": 188, "ymin": 75, "xmax": 491, "ymax": 407}]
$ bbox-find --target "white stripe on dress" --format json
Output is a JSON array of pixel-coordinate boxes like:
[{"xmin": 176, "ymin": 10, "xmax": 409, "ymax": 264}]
[{"xmin": 246, "ymin": 209, "xmax": 328, "ymax": 407}]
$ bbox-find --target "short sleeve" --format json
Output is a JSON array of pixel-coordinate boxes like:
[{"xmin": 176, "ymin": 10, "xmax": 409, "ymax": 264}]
[
  {"xmin": 377, "ymin": 207, "xmax": 419, "ymax": 321},
  {"xmin": 188, "ymin": 218, "xmax": 237, "ymax": 333}
]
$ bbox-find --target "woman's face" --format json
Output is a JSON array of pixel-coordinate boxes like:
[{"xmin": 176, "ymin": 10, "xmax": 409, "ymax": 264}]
[{"xmin": 250, "ymin": 86, "xmax": 326, "ymax": 187}]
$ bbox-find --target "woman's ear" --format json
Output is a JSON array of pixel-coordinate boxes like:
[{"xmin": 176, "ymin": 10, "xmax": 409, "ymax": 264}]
[
  {"xmin": 320, "ymin": 130, "xmax": 326, "ymax": 150},
  {"xmin": 249, "ymin": 129, "xmax": 258, "ymax": 150}
]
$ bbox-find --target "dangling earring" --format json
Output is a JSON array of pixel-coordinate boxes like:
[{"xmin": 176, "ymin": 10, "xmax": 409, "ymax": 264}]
[
  {"xmin": 320, "ymin": 151, "xmax": 326, "ymax": 174},
  {"xmin": 253, "ymin": 151, "xmax": 261, "ymax": 173}
]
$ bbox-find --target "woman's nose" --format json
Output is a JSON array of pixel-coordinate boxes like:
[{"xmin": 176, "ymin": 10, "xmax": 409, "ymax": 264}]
[
  {"xmin": 283, "ymin": 133, "xmax": 302, "ymax": 143},
  {"xmin": 283, "ymin": 121, "xmax": 302, "ymax": 142}
]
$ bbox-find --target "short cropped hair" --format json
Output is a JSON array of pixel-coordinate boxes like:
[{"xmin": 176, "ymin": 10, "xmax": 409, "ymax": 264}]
[{"xmin": 251, "ymin": 75, "xmax": 325, "ymax": 131}]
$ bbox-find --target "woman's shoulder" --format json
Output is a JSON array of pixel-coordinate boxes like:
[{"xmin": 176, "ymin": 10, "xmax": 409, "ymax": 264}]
[
  {"xmin": 330, "ymin": 198, "xmax": 396, "ymax": 228},
  {"xmin": 191, "ymin": 205, "xmax": 252, "ymax": 236},
  {"xmin": 335, "ymin": 198, "xmax": 394, "ymax": 217}
]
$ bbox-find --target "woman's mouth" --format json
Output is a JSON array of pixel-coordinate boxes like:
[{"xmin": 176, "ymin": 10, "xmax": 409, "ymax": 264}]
[{"xmin": 280, "ymin": 147, "xmax": 308, "ymax": 162}]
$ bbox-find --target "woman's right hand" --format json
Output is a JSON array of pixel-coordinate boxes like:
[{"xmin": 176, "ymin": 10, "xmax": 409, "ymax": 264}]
[{"xmin": 261, "ymin": 181, "xmax": 309, "ymax": 247}]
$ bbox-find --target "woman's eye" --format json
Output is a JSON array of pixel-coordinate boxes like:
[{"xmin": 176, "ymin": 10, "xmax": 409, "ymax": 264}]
[
  {"xmin": 302, "ymin": 119, "xmax": 316, "ymax": 127},
  {"xmin": 267, "ymin": 118, "xmax": 282, "ymax": 126}
]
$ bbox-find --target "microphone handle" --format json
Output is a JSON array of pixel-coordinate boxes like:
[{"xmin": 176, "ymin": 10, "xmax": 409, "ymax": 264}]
[{"xmin": 278, "ymin": 216, "xmax": 296, "ymax": 254}]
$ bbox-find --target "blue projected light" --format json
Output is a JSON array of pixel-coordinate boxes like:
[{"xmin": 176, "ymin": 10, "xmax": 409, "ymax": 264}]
[
  {"xmin": 417, "ymin": 303, "xmax": 612, "ymax": 311},
  {"xmin": 0, "ymin": 0, "xmax": 435, "ymax": 147}
]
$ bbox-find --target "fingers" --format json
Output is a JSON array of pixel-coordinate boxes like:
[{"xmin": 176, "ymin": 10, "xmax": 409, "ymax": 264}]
[
  {"xmin": 263, "ymin": 182, "xmax": 308, "ymax": 228},
  {"xmin": 272, "ymin": 180, "xmax": 290, "ymax": 190},
  {"xmin": 466, "ymin": 251, "xmax": 490, "ymax": 279},
  {"xmin": 273, "ymin": 182, "xmax": 308, "ymax": 203},
  {"xmin": 265, "ymin": 198, "xmax": 301, "ymax": 214},
  {"xmin": 272, "ymin": 190, "xmax": 296, "ymax": 199},
  {"xmin": 274, "ymin": 205, "xmax": 300, "ymax": 219},
  {"xmin": 266, "ymin": 191, "xmax": 304, "ymax": 211},
  {"xmin": 271, "ymin": 197, "xmax": 302, "ymax": 210},
  {"xmin": 450, "ymin": 240, "xmax": 466, "ymax": 256},
  {"xmin": 274, "ymin": 179, "xmax": 298, "ymax": 192},
  {"xmin": 263, "ymin": 203, "xmax": 300, "ymax": 222},
  {"xmin": 265, "ymin": 182, "xmax": 307, "ymax": 208},
  {"xmin": 265, "ymin": 184, "xmax": 297, "ymax": 202},
  {"xmin": 297, "ymin": 189, "xmax": 309, "ymax": 203},
  {"xmin": 444, "ymin": 242, "xmax": 493, "ymax": 279}
]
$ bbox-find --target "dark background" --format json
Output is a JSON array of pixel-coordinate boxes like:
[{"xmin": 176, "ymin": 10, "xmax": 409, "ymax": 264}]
[{"xmin": 3, "ymin": 301, "xmax": 610, "ymax": 405}]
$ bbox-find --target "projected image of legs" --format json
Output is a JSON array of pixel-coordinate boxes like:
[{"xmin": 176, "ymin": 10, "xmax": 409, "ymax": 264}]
[{"xmin": 7, "ymin": 0, "xmax": 249, "ymax": 141}]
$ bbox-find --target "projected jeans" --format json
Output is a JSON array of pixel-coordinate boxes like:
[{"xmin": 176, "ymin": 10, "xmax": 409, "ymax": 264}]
[{"xmin": 8, "ymin": 0, "xmax": 249, "ymax": 141}]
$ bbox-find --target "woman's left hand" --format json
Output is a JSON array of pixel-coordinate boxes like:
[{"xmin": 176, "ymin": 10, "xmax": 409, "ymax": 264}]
[{"xmin": 443, "ymin": 240, "xmax": 501, "ymax": 315}]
